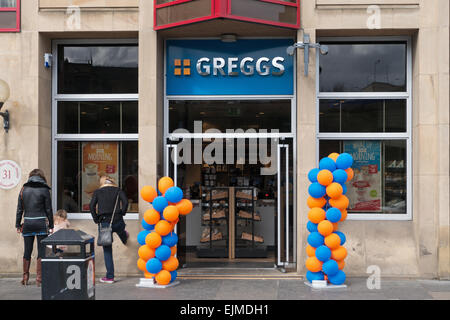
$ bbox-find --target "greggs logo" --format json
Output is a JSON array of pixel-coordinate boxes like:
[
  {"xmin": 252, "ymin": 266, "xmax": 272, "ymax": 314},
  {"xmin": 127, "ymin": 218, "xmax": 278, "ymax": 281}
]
[{"xmin": 173, "ymin": 56, "xmax": 285, "ymax": 77}]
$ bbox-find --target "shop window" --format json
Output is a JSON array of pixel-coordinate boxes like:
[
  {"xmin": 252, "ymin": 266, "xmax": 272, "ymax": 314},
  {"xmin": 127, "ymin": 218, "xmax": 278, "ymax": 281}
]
[
  {"xmin": 317, "ymin": 38, "xmax": 411, "ymax": 220},
  {"xmin": 0, "ymin": 0, "xmax": 20, "ymax": 32}
]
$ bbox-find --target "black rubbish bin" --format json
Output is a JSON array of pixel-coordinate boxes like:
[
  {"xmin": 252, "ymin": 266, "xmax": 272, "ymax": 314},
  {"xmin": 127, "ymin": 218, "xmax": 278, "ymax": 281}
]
[{"xmin": 41, "ymin": 229, "xmax": 95, "ymax": 300}]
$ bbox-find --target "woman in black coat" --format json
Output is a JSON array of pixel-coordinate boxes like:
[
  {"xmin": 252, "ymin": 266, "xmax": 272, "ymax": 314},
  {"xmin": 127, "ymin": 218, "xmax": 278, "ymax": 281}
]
[
  {"xmin": 16, "ymin": 169, "xmax": 54, "ymax": 286},
  {"xmin": 89, "ymin": 175, "xmax": 129, "ymax": 284}
]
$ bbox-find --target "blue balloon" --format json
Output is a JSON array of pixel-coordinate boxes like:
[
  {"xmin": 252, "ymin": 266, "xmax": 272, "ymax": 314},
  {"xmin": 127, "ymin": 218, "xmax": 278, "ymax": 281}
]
[
  {"xmin": 170, "ymin": 270, "xmax": 178, "ymax": 283},
  {"xmin": 155, "ymin": 245, "xmax": 172, "ymax": 261},
  {"xmin": 141, "ymin": 220, "xmax": 155, "ymax": 231},
  {"xmin": 342, "ymin": 184, "xmax": 347, "ymax": 195},
  {"xmin": 137, "ymin": 230, "xmax": 150, "ymax": 246},
  {"xmin": 333, "ymin": 169, "xmax": 348, "ymax": 185},
  {"xmin": 336, "ymin": 153, "xmax": 353, "ymax": 170},
  {"xmin": 308, "ymin": 232, "xmax": 324, "ymax": 248},
  {"xmin": 335, "ymin": 231, "xmax": 346, "ymax": 245},
  {"xmin": 315, "ymin": 245, "xmax": 332, "ymax": 262},
  {"xmin": 326, "ymin": 208, "xmax": 342, "ymax": 223},
  {"xmin": 162, "ymin": 232, "xmax": 179, "ymax": 247},
  {"xmin": 328, "ymin": 270, "xmax": 346, "ymax": 285},
  {"xmin": 319, "ymin": 157, "xmax": 337, "ymax": 172},
  {"xmin": 307, "ymin": 221, "xmax": 318, "ymax": 233},
  {"xmin": 306, "ymin": 271, "xmax": 325, "ymax": 283},
  {"xmin": 146, "ymin": 258, "xmax": 162, "ymax": 274},
  {"xmin": 308, "ymin": 168, "xmax": 320, "ymax": 183},
  {"xmin": 322, "ymin": 260, "xmax": 339, "ymax": 276},
  {"xmin": 165, "ymin": 187, "xmax": 183, "ymax": 204},
  {"xmin": 308, "ymin": 183, "xmax": 326, "ymax": 198},
  {"xmin": 153, "ymin": 196, "xmax": 169, "ymax": 213}
]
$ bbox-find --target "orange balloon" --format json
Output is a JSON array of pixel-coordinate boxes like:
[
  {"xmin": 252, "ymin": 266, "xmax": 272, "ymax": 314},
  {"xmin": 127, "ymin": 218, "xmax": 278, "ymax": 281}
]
[
  {"xmin": 155, "ymin": 270, "xmax": 172, "ymax": 286},
  {"xmin": 306, "ymin": 245, "xmax": 316, "ymax": 257},
  {"xmin": 324, "ymin": 233, "xmax": 341, "ymax": 250},
  {"xmin": 163, "ymin": 206, "xmax": 180, "ymax": 222},
  {"xmin": 141, "ymin": 186, "xmax": 158, "ymax": 203},
  {"xmin": 138, "ymin": 245, "xmax": 156, "ymax": 261},
  {"xmin": 158, "ymin": 177, "xmax": 174, "ymax": 195},
  {"xmin": 176, "ymin": 199, "xmax": 193, "ymax": 216},
  {"xmin": 340, "ymin": 209, "xmax": 348, "ymax": 222},
  {"xmin": 162, "ymin": 256, "xmax": 179, "ymax": 272},
  {"xmin": 336, "ymin": 259, "xmax": 346, "ymax": 270},
  {"xmin": 328, "ymin": 153, "xmax": 340, "ymax": 162},
  {"xmin": 144, "ymin": 208, "xmax": 161, "ymax": 225},
  {"xmin": 144, "ymin": 272, "xmax": 155, "ymax": 279},
  {"xmin": 331, "ymin": 246, "xmax": 348, "ymax": 261},
  {"xmin": 329, "ymin": 195, "xmax": 350, "ymax": 210},
  {"xmin": 345, "ymin": 168, "xmax": 354, "ymax": 181},
  {"xmin": 306, "ymin": 257, "xmax": 323, "ymax": 273},
  {"xmin": 332, "ymin": 222, "xmax": 339, "ymax": 232},
  {"xmin": 145, "ymin": 232, "xmax": 162, "ymax": 249},
  {"xmin": 137, "ymin": 259, "xmax": 147, "ymax": 272},
  {"xmin": 326, "ymin": 183, "xmax": 343, "ymax": 199},
  {"xmin": 317, "ymin": 170, "xmax": 334, "ymax": 186},
  {"xmin": 170, "ymin": 246, "xmax": 177, "ymax": 256},
  {"xmin": 307, "ymin": 197, "xmax": 327, "ymax": 209},
  {"xmin": 308, "ymin": 207, "xmax": 326, "ymax": 224},
  {"xmin": 318, "ymin": 220, "xmax": 334, "ymax": 237},
  {"xmin": 155, "ymin": 220, "xmax": 172, "ymax": 236}
]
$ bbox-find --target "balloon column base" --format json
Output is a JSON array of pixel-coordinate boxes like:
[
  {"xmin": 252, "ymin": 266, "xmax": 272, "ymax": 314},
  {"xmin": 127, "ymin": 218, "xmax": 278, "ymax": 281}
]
[
  {"xmin": 305, "ymin": 281, "xmax": 347, "ymax": 290},
  {"xmin": 136, "ymin": 278, "xmax": 180, "ymax": 289}
]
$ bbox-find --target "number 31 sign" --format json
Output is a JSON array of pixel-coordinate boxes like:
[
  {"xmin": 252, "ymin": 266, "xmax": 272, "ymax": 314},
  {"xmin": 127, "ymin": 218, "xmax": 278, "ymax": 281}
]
[{"xmin": 0, "ymin": 160, "xmax": 21, "ymax": 190}]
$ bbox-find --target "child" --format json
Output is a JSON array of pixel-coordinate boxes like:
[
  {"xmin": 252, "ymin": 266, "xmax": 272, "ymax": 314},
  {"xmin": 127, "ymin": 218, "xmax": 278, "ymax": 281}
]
[{"xmin": 50, "ymin": 210, "xmax": 71, "ymax": 253}]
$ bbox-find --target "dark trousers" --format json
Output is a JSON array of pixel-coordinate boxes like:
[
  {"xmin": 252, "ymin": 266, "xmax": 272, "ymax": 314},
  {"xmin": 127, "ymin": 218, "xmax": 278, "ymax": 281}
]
[
  {"xmin": 100, "ymin": 220, "xmax": 127, "ymax": 279},
  {"xmin": 23, "ymin": 235, "xmax": 46, "ymax": 260}
]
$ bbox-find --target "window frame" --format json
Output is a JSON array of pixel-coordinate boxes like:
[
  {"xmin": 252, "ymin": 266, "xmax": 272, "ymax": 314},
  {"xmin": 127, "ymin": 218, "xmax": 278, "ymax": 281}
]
[
  {"xmin": 316, "ymin": 36, "xmax": 412, "ymax": 221},
  {"xmin": 0, "ymin": 0, "xmax": 20, "ymax": 32},
  {"xmin": 52, "ymin": 39, "xmax": 139, "ymax": 221}
]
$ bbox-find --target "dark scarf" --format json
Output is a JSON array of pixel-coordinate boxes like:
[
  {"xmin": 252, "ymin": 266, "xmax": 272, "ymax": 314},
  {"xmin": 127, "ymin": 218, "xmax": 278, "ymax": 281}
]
[{"xmin": 24, "ymin": 176, "xmax": 51, "ymax": 189}]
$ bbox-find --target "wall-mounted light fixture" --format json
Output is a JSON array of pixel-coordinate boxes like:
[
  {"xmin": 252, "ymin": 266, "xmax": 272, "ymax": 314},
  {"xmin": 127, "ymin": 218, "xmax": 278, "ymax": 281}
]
[
  {"xmin": 0, "ymin": 79, "xmax": 10, "ymax": 133},
  {"xmin": 221, "ymin": 34, "xmax": 237, "ymax": 43},
  {"xmin": 287, "ymin": 33, "xmax": 329, "ymax": 77}
]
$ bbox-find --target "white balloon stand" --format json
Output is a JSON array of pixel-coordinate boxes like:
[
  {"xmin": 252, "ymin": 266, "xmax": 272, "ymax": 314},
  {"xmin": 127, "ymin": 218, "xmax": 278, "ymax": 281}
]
[
  {"xmin": 305, "ymin": 280, "xmax": 347, "ymax": 290},
  {"xmin": 136, "ymin": 278, "xmax": 180, "ymax": 289}
]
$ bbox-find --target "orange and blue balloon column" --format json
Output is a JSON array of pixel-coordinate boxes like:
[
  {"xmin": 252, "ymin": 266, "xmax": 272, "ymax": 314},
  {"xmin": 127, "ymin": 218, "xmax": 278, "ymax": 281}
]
[
  {"xmin": 137, "ymin": 177, "xmax": 193, "ymax": 285},
  {"xmin": 305, "ymin": 153, "xmax": 354, "ymax": 285}
]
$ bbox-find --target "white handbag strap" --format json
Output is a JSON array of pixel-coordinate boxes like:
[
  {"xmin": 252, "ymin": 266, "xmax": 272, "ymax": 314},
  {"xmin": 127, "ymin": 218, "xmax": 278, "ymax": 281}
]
[{"xmin": 109, "ymin": 190, "xmax": 120, "ymax": 228}]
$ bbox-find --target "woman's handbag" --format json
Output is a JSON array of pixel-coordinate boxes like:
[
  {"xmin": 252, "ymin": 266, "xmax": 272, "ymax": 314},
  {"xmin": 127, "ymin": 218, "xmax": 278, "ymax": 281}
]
[{"xmin": 97, "ymin": 192, "xmax": 120, "ymax": 247}]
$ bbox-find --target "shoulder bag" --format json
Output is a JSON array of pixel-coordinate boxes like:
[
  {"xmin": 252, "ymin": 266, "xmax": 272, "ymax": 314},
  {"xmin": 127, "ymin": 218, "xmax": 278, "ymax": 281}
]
[{"xmin": 97, "ymin": 191, "xmax": 120, "ymax": 247}]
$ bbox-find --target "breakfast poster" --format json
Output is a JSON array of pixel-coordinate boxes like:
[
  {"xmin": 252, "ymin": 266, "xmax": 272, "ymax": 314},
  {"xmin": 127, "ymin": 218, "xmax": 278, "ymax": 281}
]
[
  {"xmin": 344, "ymin": 141, "xmax": 382, "ymax": 213},
  {"xmin": 81, "ymin": 142, "xmax": 119, "ymax": 211}
]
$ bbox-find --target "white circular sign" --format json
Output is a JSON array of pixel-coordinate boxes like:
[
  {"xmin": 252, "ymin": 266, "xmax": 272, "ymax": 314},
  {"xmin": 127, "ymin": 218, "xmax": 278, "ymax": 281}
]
[{"xmin": 0, "ymin": 160, "xmax": 21, "ymax": 190}]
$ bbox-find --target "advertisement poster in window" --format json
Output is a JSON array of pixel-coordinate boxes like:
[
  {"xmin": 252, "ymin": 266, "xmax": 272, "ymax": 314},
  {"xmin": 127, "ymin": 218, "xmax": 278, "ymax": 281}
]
[
  {"xmin": 344, "ymin": 141, "xmax": 382, "ymax": 213},
  {"xmin": 81, "ymin": 142, "xmax": 119, "ymax": 212}
]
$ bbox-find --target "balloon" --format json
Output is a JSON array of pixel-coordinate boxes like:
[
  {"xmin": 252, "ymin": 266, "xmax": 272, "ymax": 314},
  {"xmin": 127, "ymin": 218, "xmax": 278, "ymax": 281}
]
[
  {"xmin": 165, "ymin": 187, "xmax": 184, "ymax": 204},
  {"xmin": 141, "ymin": 219, "xmax": 155, "ymax": 231},
  {"xmin": 158, "ymin": 177, "xmax": 174, "ymax": 195},
  {"xmin": 144, "ymin": 272, "xmax": 155, "ymax": 279},
  {"xmin": 345, "ymin": 168, "xmax": 354, "ymax": 181},
  {"xmin": 336, "ymin": 153, "xmax": 353, "ymax": 170},
  {"xmin": 326, "ymin": 208, "xmax": 342, "ymax": 223},
  {"xmin": 331, "ymin": 246, "xmax": 348, "ymax": 261},
  {"xmin": 163, "ymin": 205, "xmax": 179, "ymax": 222},
  {"xmin": 340, "ymin": 209, "xmax": 348, "ymax": 222},
  {"xmin": 322, "ymin": 260, "xmax": 339, "ymax": 276},
  {"xmin": 317, "ymin": 170, "xmax": 333, "ymax": 186},
  {"xmin": 315, "ymin": 245, "xmax": 331, "ymax": 262},
  {"xmin": 332, "ymin": 223, "xmax": 339, "ymax": 232},
  {"xmin": 326, "ymin": 183, "xmax": 343, "ymax": 200},
  {"xmin": 334, "ymin": 231, "xmax": 346, "ymax": 245},
  {"xmin": 342, "ymin": 184, "xmax": 347, "ymax": 195},
  {"xmin": 328, "ymin": 270, "xmax": 346, "ymax": 285},
  {"xmin": 146, "ymin": 258, "xmax": 162, "ymax": 274},
  {"xmin": 306, "ymin": 271, "xmax": 325, "ymax": 282},
  {"xmin": 155, "ymin": 220, "xmax": 172, "ymax": 236},
  {"xmin": 308, "ymin": 207, "xmax": 326, "ymax": 224},
  {"xmin": 169, "ymin": 270, "xmax": 178, "ymax": 283},
  {"xmin": 176, "ymin": 199, "xmax": 193, "ymax": 216},
  {"xmin": 162, "ymin": 256, "xmax": 179, "ymax": 272},
  {"xmin": 138, "ymin": 245, "xmax": 156, "ymax": 261},
  {"xmin": 155, "ymin": 270, "xmax": 172, "ymax": 286},
  {"xmin": 141, "ymin": 186, "xmax": 158, "ymax": 203},
  {"xmin": 170, "ymin": 246, "xmax": 177, "ymax": 256},
  {"xmin": 307, "ymin": 196, "xmax": 327, "ymax": 209},
  {"xmin": 155, "ymin": 245, "xmax": 172, "ymax": 261},
  {"xmin": 307, "ymin": 221, "xmax": 318, "ymax": 233},
  {"xmin": 137, "ymin": 258, "xmax": 147, "ymax": 272},
  {"xmin": 308, "ymin": 232, "xmax": 325, "ymax": 248},
  {"xmin": 305, "ymin": 256, "xmax": 323, "ymax": 273},
  {"xmin": 324, "ymin": 233, "xmax": 341, "ymax": 250},
  {"xmin": 152, "ymin": 196, "xmax": 169, "ymax": 213},
  {"xmin": 306, "ymin": 245, "xmax": 316, "ymax": 257},
  {"xmin": 137, "ymin": 230, "xmax": 150, "ymax": 246},
  {"xmin": 336, "ymin": 259, "xmax": 346, "ymax": 270},
  {"xmin": 144, "ymin": 208, "xmax": 161, "ymax": 225},
  {"xmin": 328, "ymin": 153, "xmax": 340, "ymax": 162},
  {"xmin": 308, "ymin": 168, "xmax": 320, "ymax": 183},
  {"xmin": 332, "ymin": 169, "xmax": 348, "ymax": 185},
  {"xmin": 329, "ymin": 195, "xmax": 349, "ymax": 210},
  {"xmin": 319, "ymin": 157, "xmax": 337, "ymax": 172},
  {"xmin": 145, "ymin": 232, "xmax": 162, "ymax": 249},
  {"xmin": 308, "ymin": 183, "xmax": 326, "ymax": 199},
  {"xmin": 318, "ymin": 220, "xmax": 334, "ymax": 237},
  {"xmin": 162, "ymin": 232, "xmax": 179, "ymax": 248}
]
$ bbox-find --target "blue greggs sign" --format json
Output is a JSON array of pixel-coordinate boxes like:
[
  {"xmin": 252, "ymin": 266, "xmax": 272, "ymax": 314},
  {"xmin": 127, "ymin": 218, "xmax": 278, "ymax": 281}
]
[{"xmin": 166, "ymin": 39, "xmax": 294, "ymax": 96}]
